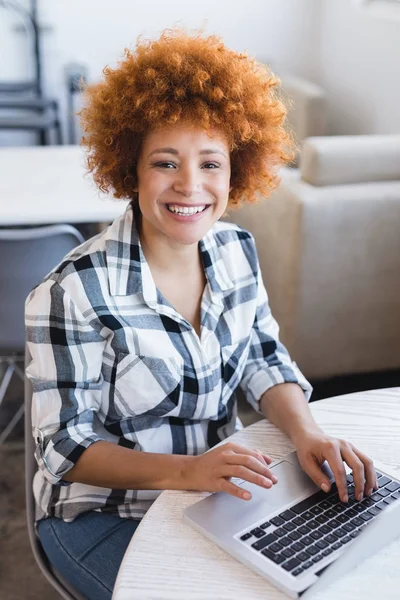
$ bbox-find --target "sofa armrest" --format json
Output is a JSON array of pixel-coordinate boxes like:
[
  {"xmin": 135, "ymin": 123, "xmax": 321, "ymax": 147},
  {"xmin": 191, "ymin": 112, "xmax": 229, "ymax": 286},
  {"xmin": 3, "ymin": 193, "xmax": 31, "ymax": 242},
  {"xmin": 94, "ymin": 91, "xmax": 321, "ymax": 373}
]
[{"xmin": 301, "ymin": 135, "xmax": 400, "ymax": 186}]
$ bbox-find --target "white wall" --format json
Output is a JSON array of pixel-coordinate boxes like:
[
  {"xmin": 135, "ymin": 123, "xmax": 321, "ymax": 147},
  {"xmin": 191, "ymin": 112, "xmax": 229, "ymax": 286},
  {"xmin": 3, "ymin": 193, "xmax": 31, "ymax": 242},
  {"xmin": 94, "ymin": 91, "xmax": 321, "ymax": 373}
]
[
  {"xmin": 3, "ymin": 1, "xmax": 400, "ymax": 144},
  {"xmin": 318, "ymin": 0, "xmax": 400, "ymax": 134},
  {"xmin": 0, "ymin": 0, "xmax": 320, "ymax": 146}
]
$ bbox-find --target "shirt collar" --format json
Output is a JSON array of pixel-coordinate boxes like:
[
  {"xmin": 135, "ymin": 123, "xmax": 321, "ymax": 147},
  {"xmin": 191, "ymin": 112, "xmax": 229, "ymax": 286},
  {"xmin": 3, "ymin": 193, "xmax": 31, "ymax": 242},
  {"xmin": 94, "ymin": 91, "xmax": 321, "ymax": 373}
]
[
  {"xmin": 105, "ymin": 203, "xmax": 235, "ymax": 304},
  {"xmin": 105, "ymin": 202, "xmax": 143, "ymax": 297},
  {"xmin": 199, "ymin": 228, "xmax": 235, "ymax": 298}
]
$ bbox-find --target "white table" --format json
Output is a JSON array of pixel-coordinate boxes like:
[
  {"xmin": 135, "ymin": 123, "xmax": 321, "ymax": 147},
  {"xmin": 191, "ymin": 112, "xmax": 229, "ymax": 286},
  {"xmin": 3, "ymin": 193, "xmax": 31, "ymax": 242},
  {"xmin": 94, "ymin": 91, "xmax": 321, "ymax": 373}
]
[
  {"xmin": 113, "ymin": 388, "xmax": 400, "ymax": 600},
  {"xmin": 0, "ymin": 146, "xmax": 128, "ymax": 225}
]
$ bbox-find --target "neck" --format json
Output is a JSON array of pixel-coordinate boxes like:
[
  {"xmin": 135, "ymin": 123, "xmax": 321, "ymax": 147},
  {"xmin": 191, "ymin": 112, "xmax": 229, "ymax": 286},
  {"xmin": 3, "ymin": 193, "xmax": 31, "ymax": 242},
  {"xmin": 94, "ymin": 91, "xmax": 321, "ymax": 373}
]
[{"xmin": 138, "ymin": 214, "xmax": 202, "ymax": 276}]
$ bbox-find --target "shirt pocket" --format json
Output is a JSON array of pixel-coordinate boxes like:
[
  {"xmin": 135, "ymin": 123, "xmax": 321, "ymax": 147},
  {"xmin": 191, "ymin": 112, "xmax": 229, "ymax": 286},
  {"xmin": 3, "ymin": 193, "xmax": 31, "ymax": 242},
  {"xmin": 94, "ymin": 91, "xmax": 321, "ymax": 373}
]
[{"xmin": 114, "ymin": 352, "xmax": 184, "ymax": 418}]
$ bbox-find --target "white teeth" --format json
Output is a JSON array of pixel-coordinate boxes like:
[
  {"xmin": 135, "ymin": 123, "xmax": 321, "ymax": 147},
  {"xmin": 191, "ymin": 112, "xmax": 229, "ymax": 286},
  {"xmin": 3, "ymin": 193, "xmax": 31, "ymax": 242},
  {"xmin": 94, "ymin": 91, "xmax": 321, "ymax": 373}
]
[{"xmin": 167, "ymin": 205, "xmax": 207, "ymax": 215}]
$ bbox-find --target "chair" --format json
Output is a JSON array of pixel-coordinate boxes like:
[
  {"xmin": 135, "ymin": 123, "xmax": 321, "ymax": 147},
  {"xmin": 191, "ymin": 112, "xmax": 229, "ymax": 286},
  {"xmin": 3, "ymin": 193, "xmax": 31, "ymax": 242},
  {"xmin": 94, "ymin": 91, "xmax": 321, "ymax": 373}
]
[
  {"xmin": 0, "ymin": 106, "xmax": 63, "ymax": 145},
  {"xmin": 0, "ymin": 0, "xmax": 63, "ymax": 145},
  {"xmin": 25, "ymin": 346, "xmax": 86, "ymax": 600},
  {"xmin": 0, "ymin": 225, "xmax": 84, "ymax": 445}
]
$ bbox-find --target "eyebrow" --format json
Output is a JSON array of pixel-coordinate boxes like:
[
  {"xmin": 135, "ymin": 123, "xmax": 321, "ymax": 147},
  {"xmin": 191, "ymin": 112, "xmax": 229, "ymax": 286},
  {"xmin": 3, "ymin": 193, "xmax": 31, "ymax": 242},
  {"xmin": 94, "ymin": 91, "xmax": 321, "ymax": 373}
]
[{"xmin": 148, "ymin": 147, "xmax": 228, "ymax": 159}]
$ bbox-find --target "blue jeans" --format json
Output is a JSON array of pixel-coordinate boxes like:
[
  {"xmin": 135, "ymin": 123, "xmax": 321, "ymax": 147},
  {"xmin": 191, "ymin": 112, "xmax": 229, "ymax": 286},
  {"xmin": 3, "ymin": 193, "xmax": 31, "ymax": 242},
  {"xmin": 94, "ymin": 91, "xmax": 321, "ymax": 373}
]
[{"xmin": 37, "ymin": 512, "xmax": 141, "ymax": 600}]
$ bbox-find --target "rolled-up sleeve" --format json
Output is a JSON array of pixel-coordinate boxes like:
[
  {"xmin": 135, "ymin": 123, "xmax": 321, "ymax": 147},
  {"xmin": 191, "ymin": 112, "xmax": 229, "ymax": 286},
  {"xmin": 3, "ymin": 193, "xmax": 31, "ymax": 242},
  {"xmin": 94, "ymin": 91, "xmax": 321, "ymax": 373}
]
[
  {"xmin": 25, "ymin": 279, "xmax": 106, "ymax": 485},
  {"xmin": 240, "ymin": 263, "xmax": 312, "ymax": 415}
]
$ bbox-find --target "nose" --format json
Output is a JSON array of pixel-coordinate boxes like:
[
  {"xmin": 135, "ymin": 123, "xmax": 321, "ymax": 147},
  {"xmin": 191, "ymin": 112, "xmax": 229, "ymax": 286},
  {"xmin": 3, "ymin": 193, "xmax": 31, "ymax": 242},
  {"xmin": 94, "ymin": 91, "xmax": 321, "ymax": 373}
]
[{"xmin": 173, "ymin": 165, "xmax": 202, "ymax": 197}]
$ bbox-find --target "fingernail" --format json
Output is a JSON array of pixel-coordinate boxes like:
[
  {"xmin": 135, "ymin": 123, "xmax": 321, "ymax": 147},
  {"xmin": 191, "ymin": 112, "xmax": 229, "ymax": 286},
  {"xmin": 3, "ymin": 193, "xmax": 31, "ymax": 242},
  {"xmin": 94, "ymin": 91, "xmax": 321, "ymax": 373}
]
[
  {"xmin": 271, "ymin": 475, "xmax": 278, "ymax": 484},
  {"xmin": 357, "ymin": 492, "xmax": 363, "ymax": 501},
  {"xmin": 342, "ymin": 494, "xmax": 349, "ymax": 503},
  {"xmin": 367, "ymin": 488, "xmax": 372, "ymax": 496},
  {"xmin": 321, "ymin": 483, "xmax": 330, "ymax": 493},
  {"xmin": 243, "ymin": 492, "xmax": 251, "ymax": 500}
]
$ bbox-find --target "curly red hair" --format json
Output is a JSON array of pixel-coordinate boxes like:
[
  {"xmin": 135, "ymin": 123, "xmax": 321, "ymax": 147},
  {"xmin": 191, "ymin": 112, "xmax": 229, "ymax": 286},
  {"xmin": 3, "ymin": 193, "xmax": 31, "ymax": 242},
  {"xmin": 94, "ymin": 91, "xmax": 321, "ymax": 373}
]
[{"xmin": 80, "ymin": 29, "xmax": 295, "ymax": 208}]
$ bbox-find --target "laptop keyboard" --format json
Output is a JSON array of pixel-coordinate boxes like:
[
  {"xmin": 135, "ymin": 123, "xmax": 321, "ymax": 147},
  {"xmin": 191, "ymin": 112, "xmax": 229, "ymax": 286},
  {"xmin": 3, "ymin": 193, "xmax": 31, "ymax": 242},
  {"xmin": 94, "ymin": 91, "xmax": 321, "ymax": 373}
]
[{"xmin": 238, "ymin": 471, "xmax": 400, "ymax": 577}]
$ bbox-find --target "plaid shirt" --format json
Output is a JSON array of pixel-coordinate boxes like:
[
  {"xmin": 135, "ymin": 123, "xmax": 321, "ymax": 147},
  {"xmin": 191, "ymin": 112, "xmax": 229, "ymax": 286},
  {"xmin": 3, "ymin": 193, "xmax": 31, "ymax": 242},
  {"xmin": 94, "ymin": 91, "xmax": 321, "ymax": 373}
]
[{"xmin": 25, "ymin": 203, "xmax": 311, "ymax": 522}]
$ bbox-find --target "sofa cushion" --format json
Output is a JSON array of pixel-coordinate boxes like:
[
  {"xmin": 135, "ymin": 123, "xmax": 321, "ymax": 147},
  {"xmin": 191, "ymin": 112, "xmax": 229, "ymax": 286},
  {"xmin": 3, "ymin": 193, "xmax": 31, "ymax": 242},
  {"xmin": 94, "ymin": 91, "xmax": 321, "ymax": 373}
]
[{"xmin": 300, "ymin": 135, "xmax": 400, "ymax": 186}]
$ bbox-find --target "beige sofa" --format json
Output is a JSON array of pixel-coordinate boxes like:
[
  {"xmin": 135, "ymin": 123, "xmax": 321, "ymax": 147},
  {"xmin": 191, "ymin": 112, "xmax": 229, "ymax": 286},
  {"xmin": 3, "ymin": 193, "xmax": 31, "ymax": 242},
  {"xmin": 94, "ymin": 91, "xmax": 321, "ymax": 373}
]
[
  {"xmin": 226, "ymin": 134, "xmax": 400, "ymax": 380},
  {"xmin": 280, "ymin": 74, "xmax": 328, "ymax": 161}
]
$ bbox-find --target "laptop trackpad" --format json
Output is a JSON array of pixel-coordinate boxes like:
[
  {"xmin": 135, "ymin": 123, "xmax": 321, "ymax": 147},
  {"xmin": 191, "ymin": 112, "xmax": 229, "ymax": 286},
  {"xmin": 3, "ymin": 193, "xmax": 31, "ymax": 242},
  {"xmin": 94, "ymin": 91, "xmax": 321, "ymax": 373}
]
[
  {"xmin": 183, "ymin": 458, "xmax": 323, "ymax": 538},
  {"xmin": 238, "ymin": 459, "xmax": 319, "ymax": 509}
]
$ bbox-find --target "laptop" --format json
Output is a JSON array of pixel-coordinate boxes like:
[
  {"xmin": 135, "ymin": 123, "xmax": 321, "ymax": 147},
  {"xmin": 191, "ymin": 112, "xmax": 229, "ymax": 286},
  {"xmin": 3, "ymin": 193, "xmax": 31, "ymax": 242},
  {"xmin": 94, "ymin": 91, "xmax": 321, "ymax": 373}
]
[{"xmin": 183, "ymin": 451, "xmax": 400, "ymax": 598}]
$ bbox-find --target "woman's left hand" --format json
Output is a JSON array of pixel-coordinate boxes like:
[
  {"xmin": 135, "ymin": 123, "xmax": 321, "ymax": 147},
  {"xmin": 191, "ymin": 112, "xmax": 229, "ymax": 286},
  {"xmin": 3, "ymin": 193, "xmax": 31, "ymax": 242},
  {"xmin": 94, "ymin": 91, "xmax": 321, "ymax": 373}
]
[{"xmin": 294, "ymin": 428, "xmax": 379, "ymax": 503}]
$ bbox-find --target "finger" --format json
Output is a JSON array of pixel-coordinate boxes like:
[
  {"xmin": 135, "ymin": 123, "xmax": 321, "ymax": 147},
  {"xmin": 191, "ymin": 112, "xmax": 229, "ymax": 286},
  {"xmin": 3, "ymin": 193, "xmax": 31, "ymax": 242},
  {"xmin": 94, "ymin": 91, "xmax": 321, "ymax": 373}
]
[
  {"xmin": 225, "ymin": 444, "xmax": 278, "ymax": 482},
  {"xmin": 325, "ymin": 444, "xmax": 349, "ymax": 502},
  {"xmin": 350, "ymin": 446, "xmax": 377, "ymax": 496},
  {"xmin": 219, "ymin": 464, "xmax": 274, "ymax": 490},
  {"xmin": 254, "ymin": 449, "xmax": 276, "ymax": 479},
  {"xmin": 226, "ymin": 442, "xmax": 267, "ymax": 460},
  {"xmin": 299, "ymin": 453, "xmax": 334, "ymax": 494},
  {"xmin": 255, "ymin": 449, "xmax": 273, "ymax": 465},
  {"xmin": 301, "ymin": 444, "xmax": 348, "ymax": 502},
  {"xmin": 225, "ymin": 453, "xmax": 278, "ymax": 484},
  {"xmin": 339, "ymin": 444, "xmax": 366, "ymax": 501},
  {"xmin": 220, "ymin": 478, "xmax": 252, "ymax": 501}
]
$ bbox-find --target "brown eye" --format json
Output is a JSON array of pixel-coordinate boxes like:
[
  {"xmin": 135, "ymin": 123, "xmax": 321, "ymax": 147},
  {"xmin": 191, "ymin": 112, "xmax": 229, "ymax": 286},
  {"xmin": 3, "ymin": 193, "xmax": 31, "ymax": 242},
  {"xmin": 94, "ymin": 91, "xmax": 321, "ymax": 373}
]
[
  {"xmin": 202, "ymin": 162, "xmax": 219, "ymax": 169},
  {"xmin": 153, "ymin": 162, "xmax": 176, "ymax": 169}
]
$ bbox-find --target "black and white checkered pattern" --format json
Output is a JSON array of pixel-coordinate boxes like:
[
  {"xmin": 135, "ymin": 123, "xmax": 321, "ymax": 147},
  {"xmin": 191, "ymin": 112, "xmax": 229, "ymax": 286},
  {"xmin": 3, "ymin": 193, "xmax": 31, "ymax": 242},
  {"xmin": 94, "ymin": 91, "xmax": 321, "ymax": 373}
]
[{"xmin": 25, "ymin": 203, "xmax": 311, "ymax": 522}]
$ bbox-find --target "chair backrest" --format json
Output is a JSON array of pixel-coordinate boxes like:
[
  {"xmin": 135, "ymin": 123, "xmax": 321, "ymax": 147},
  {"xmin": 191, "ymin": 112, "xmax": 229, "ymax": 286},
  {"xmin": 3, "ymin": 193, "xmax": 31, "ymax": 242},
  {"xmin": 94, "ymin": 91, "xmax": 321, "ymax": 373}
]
[
  {"xmin": 0, "ymin": 0, "xmax": 42, "ymax": 96},
  {"xmin": 0, "ymin": 224, "xmax": 84, "ymax": 352},
  {"xmin": 24, "ymin": 346, "xmax": 86, "ymax": 600}
]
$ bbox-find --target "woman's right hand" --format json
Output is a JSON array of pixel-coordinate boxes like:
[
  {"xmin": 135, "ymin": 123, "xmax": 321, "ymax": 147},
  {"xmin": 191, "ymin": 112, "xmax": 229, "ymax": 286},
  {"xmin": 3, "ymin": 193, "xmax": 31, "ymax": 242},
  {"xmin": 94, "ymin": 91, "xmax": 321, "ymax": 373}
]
[{"xmin": 183, "ymin": 442, "xmax": 278, "ymax": 500}]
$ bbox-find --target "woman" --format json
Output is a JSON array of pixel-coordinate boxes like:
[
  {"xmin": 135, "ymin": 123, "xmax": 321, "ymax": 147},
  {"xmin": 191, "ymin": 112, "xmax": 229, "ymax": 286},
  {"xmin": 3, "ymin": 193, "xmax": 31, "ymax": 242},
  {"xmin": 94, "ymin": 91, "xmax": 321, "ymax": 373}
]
[{"xmin": 25, "ymin": 29, "xmax": 377, "ymax": 599}]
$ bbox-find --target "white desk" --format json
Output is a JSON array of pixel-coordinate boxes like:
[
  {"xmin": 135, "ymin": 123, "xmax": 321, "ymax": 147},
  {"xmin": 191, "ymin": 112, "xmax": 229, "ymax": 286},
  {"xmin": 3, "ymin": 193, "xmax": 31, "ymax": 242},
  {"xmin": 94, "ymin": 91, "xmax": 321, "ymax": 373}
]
[
  {"xmin": 0, "ymin": 146, "xmax": 128, "ymax": 225},
  {"xmin": 113, "ymin": 388, "xmax": 400, "ymax": 600}
]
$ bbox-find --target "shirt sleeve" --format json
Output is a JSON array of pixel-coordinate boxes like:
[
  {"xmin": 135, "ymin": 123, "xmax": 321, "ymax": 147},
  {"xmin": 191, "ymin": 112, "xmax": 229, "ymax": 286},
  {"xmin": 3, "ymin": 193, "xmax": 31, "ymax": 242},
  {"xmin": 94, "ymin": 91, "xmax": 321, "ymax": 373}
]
[
  {"xmin": 239, "ymin": 254, "xmax": 312, "ymax": 415},
  {"xmin": 25, "ymin": 279, "xmax": 107, "ymax": 486}
]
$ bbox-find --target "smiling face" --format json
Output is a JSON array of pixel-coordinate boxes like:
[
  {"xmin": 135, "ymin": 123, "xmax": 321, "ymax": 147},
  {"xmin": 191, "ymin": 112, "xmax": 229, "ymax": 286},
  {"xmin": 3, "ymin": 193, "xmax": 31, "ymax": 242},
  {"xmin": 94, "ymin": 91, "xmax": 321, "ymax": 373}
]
[{"xmin": 136, "ymin": 122, "xmax": 231, "ymax": 248}]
